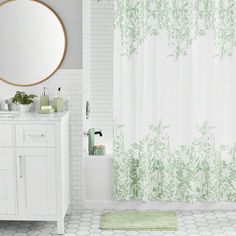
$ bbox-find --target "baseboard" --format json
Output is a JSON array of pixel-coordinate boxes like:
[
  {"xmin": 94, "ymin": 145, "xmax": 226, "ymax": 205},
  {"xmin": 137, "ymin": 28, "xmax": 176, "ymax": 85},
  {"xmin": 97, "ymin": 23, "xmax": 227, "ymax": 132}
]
[{"xmin": 83, "ymin": 200, "xmax": 236, "ymax": 211}]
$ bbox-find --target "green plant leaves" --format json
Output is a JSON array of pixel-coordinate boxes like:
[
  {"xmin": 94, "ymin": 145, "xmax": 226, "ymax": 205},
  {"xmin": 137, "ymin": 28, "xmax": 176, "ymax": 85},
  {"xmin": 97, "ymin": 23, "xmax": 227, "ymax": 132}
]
[
  {"xmin": 11, "ymin": 91, "xmax": 37, "ymax": 105},
  {"xmin": 113, "ymin": 121, "xmax": 236, "ymax": 202},
  {"xmin": 114, "ymin": 0, "xmax": 236, "ymax": 59}
]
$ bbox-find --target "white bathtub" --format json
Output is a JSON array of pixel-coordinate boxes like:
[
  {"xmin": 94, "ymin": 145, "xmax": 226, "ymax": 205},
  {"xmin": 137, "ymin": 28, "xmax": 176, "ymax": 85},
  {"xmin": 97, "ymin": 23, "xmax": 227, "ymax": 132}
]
[
  {"xmin": 84, "ymin": 154, "xmax": 236, "ymax": 211},
  {"xmin": 84, "ymin": 154, "xmax": 113, "ymax": 203}
]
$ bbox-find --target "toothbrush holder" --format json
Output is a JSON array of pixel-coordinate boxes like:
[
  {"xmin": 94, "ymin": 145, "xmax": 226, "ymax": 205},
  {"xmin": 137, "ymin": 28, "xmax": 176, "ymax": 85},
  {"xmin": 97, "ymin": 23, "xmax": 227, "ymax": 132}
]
[{"xmin": 53, "ymin": 98, "xmax": 64, "ymax": 112}]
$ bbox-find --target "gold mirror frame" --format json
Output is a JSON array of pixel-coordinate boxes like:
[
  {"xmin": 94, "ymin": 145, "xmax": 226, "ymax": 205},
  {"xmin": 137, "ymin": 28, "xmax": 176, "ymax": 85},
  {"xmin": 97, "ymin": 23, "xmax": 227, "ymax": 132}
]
[{"xmin": 0, "ymin": 0, "xmax": 67, "ymax": 87}]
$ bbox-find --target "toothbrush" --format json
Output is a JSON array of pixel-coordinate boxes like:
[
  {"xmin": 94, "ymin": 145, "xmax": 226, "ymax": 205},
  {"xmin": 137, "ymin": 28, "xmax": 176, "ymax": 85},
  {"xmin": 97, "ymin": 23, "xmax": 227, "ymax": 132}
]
[
  {"xmin": 43, "ymin": 87, "xmax": 47, "ymax": 96},
  {"xmin": 57, "ymin": 87, "xmax": 61, "ymax": 98}
]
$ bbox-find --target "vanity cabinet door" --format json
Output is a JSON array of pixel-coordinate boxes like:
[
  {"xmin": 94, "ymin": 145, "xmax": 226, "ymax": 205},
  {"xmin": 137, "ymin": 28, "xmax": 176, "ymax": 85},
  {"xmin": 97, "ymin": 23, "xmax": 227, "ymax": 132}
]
[
  {"xmin": 0, "ymin": 148, "xmax": 16, "ymax": 214},
  {"xmin": 16, "ymin": 148, "xmax": 56, "ymax": 215},
  {"xmin": 0, "ymin": 148, "xmax": 14, "ymax": 170},
  {"xmin": 0, "ymin": 170, "xmax": 16, "ymax": 214},
  {"xmin": 0, "ymin": 124, "xmax": 13, "ymax": 147}
]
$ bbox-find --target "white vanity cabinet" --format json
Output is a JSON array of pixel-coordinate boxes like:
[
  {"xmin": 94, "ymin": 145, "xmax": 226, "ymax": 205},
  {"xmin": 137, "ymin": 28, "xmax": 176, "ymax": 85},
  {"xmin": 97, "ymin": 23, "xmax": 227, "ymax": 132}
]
[
  {"xmin": 16, "ymin": 148, "xmax": 57, "ymax": 215},
  {"xmin": 0, "ymin": 111, "xmax": 70, "ymax": 234}
]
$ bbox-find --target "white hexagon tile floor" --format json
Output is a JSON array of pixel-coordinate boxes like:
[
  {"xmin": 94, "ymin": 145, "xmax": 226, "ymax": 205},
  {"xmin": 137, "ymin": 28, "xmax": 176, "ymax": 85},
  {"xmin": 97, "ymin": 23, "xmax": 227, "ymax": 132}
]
[{"xmin": 0, "ymin": 209, "xmax": 236, "ymax": 236}]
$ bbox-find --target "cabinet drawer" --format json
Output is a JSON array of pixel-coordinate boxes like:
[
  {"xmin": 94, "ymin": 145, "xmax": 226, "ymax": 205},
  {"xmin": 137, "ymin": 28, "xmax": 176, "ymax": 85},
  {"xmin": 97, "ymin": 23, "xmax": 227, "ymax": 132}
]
[
  {"xmin": 0, "ymin": 148, "xmax": 14, "ymax": 170},
  {"xmin": 16, "ymin": 125, "xmax": 55, "ymax": 147},
  {"xmin": 0, "ymin": 125, "xmax": 13, "ymax": 147}
]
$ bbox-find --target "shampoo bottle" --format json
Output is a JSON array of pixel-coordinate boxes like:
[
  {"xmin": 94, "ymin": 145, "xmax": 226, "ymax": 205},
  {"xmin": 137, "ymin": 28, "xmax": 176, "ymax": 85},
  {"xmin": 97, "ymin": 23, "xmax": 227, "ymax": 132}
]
[{"xmin": 88, "ymin": 128, "xmax": 95, "ymax": 155}]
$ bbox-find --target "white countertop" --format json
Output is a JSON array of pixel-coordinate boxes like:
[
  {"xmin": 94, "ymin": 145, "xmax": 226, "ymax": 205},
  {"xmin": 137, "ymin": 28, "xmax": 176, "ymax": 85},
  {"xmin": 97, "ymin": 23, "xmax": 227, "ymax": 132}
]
[{"xmin": 0, "ymin": 110, "xmax": 69, "ymax": 121}]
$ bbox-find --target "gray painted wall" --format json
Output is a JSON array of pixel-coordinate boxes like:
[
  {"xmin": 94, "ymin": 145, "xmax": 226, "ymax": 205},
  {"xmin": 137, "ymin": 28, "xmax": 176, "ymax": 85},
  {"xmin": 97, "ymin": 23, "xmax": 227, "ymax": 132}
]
[
  {"xmin": 0, "ymin": 0, "xmax": 83, "ymax": 69},
  {"xmin": 42, "ymin": 0, "xmax": 82, "ymax": 69}
]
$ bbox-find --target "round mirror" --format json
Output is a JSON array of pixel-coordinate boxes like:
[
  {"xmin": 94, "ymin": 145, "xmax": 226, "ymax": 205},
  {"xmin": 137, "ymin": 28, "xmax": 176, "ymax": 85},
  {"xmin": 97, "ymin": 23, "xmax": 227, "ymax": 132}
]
[{"xmin": 0, "ymin": 0, "xmax": 67, "ymax": 86}]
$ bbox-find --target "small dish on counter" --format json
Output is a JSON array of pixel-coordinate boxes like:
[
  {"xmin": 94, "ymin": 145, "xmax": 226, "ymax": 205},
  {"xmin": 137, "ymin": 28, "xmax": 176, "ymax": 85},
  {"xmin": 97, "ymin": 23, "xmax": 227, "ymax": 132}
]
[{"xmin": 39, "ymin": 105, "xmax": 54, "ymax": 114}]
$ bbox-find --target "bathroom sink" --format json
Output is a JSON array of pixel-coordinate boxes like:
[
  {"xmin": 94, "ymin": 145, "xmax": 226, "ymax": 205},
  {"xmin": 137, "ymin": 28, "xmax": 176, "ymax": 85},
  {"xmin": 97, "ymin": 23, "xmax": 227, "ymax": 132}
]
[{"xmin": 0, "ymin": 111, "xmax": 18, "ymax": 118}]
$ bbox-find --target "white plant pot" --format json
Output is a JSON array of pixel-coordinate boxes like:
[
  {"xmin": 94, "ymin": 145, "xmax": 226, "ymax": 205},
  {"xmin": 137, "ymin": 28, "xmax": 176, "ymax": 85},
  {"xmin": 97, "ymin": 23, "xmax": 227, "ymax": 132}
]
[{"xmin": 19, "ymin": 104, "xmax": 31, "ymax": 112}]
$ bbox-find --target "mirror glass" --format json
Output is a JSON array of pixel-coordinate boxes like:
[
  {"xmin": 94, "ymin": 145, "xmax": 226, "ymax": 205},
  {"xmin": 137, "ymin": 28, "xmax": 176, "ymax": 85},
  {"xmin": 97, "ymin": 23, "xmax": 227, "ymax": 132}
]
[{"xmin": 0, "ymin": 0, "xmax": 66, "ymax": 86}]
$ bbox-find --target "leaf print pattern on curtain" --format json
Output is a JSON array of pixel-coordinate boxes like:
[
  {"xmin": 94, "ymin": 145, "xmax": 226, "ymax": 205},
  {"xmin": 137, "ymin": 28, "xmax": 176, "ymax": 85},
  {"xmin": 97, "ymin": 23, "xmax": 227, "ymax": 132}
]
[
  {"xmin": 113, "ymin": 122, "xmax": 236, "ymax": 202},
  {"xmin": 114, "ymin": 0, "xmax": 236, "ymax": 58}
]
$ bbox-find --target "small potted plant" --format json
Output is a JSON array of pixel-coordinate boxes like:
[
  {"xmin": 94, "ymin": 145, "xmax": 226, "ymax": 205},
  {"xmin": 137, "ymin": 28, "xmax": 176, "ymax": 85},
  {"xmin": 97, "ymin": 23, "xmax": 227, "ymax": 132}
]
[{"xmin": 11, "ymin": 91, "xmax": 37, "ymax": 112}]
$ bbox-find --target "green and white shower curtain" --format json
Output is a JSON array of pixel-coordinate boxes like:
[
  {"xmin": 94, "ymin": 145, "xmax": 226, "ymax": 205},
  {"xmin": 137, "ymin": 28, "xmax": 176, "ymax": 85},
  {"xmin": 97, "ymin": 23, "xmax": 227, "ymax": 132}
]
[{"xmin": 113, "ymin": 0, "xmax": 236, "ymax": 203}]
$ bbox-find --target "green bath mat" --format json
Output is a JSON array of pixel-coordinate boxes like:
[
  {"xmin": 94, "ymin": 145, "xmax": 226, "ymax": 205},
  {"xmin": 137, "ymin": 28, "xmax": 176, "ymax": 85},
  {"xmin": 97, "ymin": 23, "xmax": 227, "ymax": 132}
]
[{"xmin": 100, "ymin": 211, "xmax": 178, "ymax": 231}]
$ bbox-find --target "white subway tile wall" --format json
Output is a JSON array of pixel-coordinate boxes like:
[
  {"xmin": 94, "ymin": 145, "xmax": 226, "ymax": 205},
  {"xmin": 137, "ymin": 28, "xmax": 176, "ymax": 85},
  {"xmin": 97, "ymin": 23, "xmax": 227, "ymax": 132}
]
[
  {"xmin": 89, "ymin": 0, "xmax": 114, "ymax": 154},
  {"xmin": 83, "ymin": 0, "xmax": 91, "ymax": 154}
]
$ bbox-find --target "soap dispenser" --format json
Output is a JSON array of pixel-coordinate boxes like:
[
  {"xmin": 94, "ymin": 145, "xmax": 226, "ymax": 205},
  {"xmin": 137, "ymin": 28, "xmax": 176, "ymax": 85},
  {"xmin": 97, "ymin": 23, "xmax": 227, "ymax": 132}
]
[{"xmin": 40, "ymin": 87, "xmax": 49, "ymax": 107}]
